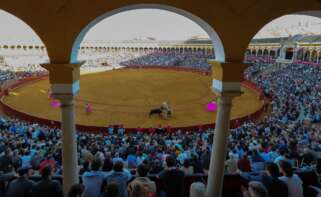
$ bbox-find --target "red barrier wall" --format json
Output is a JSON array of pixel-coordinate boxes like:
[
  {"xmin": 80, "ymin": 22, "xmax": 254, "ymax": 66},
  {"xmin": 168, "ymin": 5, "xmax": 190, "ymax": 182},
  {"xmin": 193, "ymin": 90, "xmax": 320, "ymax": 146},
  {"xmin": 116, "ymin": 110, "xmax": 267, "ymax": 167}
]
[{"xmin": 0, "ymin": 68, "xmax": 267, "ymax": 133}]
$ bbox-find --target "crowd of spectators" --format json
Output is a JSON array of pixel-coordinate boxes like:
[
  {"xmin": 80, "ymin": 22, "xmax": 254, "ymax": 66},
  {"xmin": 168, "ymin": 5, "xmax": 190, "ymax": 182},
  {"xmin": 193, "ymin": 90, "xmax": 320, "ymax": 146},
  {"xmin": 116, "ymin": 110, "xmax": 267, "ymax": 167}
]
[
  {"xmin": 0, "ymin": 68, "xmax": 47, "ymax": 87},
  {"xmin": 1, "ymin": 49, "xmax": 214, "ymax": 77},
  {"xmin": 0, "ymin": 54, "xmax": 319, "ymax": 196},
  {"xmin": 79, "ymin": 50, "xmax": 214, "ymax": 71},
  {"xmin": 79, "ymin": 50, "xmax": 142, "ymax": 68},
  {"xmin": 0, "ymin": 56, "xmax": 47, "ymax": 87},
  {"xmin": 120, "ymin": 51, "xmax": 214, "ymax": 71}
]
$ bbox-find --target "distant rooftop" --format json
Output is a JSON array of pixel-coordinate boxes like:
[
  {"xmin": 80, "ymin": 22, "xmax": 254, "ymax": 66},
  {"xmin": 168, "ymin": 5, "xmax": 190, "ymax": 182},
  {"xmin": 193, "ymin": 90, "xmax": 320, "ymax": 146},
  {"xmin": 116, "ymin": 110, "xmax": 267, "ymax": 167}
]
[
  {"xmin": 184, "ymin": 35, "xmax": 212, "ymax": 44},
  {"xmin": 251, "ymin": 34, "xmax": 321, "ymax": 44}
]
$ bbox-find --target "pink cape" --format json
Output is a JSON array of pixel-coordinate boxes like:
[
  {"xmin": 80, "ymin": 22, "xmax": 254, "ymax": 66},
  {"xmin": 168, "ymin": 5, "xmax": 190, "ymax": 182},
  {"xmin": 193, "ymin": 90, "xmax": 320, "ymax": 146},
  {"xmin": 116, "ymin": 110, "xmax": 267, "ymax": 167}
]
[{"xmin": 206, "ymin": 102, "xmax": 218, "ymax": 112}]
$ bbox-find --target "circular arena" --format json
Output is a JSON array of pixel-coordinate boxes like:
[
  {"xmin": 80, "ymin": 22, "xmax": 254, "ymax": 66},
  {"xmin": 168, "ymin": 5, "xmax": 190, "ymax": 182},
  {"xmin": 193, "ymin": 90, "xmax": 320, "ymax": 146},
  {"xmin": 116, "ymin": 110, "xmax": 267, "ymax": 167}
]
[{"xmin": 1, "ymin": 67, "xmax": 264, "ymax": 131}]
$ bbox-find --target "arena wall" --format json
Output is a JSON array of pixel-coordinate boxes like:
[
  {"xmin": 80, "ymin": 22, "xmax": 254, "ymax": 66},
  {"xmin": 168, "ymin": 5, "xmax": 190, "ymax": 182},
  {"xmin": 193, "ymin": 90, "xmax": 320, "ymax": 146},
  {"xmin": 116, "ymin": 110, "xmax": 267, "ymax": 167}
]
[{"xmin": 0, "ymin": 67, "xmax": 268, "ymax": 133}]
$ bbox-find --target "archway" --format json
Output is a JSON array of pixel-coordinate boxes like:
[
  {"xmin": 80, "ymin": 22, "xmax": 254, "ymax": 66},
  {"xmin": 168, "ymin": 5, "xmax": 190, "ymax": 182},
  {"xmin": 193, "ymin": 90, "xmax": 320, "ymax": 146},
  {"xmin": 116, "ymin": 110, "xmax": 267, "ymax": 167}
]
[
  {"xmin": 0, "ymin": 9, "xmax": 49, "ymax": 73},
  {"xmin": 245, "ymin": 13, "xmax": 321, "ymax": 63},
  {"xmin": 304, "ymin": 50, "xmax": 311, "ymax": 61},
  {"xmin": 70, "ymin": 4, "xmax": 225, "ymax": 63},
  {"xmin": 0, "ymin": 9, "xmax": 48, "ymax": 53},
  {"xmin": 311, "ymin": 50, "xmax": 318, "ymax": 62},
  {"xmin": 270, "ymin": 50, "xmax": 276, "ymax": 58},
  {"xmin": 296, "ymin": 48, "xmax": 304, "ymax": 61},
  {"xmin": 251, "ymin": 49, "xmax": 256, "ymax": 56},
  {"xmin": 263, "ymin": 49, "xmax": 269, "ymax": 56},
  {"xmin": 285, "ymin": 47, "xmax": 294, "ymax": 60},
  {"xmin": 257, "ymin": 49, "xmax": 263, "ymax": 56}
]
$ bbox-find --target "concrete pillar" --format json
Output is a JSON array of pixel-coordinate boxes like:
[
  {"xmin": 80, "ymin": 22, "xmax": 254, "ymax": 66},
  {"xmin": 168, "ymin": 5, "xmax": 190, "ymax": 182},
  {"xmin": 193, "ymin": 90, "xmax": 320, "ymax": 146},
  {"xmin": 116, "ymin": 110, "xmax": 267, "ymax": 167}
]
[
  {"xmin": 292, "ymin": 48, "xmax": 297, "ymax": 62},
  {"xmin": 41, "ymin": 63, "xmax": 82, "ymax": 196},
  {"xmin": 206, "ymin": 95, "xmax": 235, "ymax": 197},
  {"xmin": 207, "ymin": 60, "xmax": 243, "ymax": 197},
  {"xmin": 309, "ymin": 50, "xmax": 312, "ymax": 62},
  {"xmin": 56, "ymin": 94, "xmax": 78, "ymax": 196}
]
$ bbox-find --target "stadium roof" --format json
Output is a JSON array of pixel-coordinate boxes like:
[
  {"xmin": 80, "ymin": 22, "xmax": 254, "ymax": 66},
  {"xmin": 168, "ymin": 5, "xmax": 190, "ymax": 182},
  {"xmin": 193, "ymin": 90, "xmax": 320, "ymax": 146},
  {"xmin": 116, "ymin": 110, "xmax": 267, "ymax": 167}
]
[
  {"xmin": 250, "ymin": 34, "xmax": 321, "ymax": 44},
  {"xmin": 250, "ymin": 37, "xmax": 288, "ymax": 44},
  {"xmin": 184, "ymin": 35, "xmax": 212, "ymax": 44},
  {"xmin": 297, "ymin": 34, "xmax": 321, "ymax": 43}
]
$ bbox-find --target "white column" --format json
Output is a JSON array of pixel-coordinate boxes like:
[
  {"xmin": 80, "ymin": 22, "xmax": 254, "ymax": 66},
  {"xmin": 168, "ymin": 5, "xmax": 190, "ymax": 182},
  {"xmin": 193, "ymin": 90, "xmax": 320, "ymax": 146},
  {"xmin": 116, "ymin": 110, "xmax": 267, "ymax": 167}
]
[
  {"xmin": 309, "ymin": 50, "xmax": 312, "ymax": 62},
  {"xmin": 56, "ymin": 95, "xmax": 79, "ymax": 196},
  {"xmin": 206, "ymin": 95, "xmax": 234, "ymax": 197}
]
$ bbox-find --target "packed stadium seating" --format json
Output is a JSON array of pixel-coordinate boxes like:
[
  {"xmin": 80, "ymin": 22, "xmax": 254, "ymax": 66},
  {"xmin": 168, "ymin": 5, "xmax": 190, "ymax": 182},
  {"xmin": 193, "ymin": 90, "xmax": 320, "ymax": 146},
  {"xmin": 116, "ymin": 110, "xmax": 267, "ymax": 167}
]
[{"xmin": 0, "ymin": 50, "xmax": 320, "ymax": 196}]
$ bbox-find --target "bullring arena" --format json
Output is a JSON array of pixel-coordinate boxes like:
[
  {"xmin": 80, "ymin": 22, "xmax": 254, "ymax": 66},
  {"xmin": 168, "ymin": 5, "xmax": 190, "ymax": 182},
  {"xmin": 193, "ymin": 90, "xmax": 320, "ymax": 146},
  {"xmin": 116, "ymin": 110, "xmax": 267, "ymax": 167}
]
[{"xmin": 0, "ymin": 67, "xmax": 264, "ymax": 131}]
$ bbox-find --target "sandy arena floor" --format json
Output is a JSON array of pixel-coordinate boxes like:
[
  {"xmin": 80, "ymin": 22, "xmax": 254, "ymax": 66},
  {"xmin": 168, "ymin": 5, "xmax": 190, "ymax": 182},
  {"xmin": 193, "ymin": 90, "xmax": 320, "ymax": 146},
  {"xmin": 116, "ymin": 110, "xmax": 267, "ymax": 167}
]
[{"xmin": 2, "ymin": 68, "xmax": 263, "ymax": 128}]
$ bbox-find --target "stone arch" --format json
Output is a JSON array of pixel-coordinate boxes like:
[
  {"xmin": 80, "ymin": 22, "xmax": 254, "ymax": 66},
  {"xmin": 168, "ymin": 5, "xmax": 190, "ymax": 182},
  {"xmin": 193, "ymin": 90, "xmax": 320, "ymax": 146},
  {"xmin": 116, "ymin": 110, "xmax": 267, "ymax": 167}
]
[
  {"xmin": 311, "ymin": 50, "xmax": 318, "ymax": 62},
  {"xmin": 304, "ymin": 50, "xmax": 311, "ymax": 61},
  {"xmin": 70, "ymin": 4, "xmax": 225, "ymax": 63},
  {"xmin": 257, "ymin": 49, "xmax": 263, "ymax": 56},
  {"xmin": 263, "ymin": 49, "xmax": 269, "ymax": 56},
  {"xmin": 0, "ymin": 9, "xmax": 49, "ymax": 60},
  {"xmin": 296, "ymin": 48, "xmax": 304, "ymax": 60},
  {"xmin": 245, "ymin": 49, "xmax": 251, "ymax": 55},
  {"xmin": 244, "ymin": 11, "xmax": 321, "ymax": 63},
  {"xmin": 284, "ymin": 47, "xmax": 294, "ymax": 60},
  {"xmin": 251, "ymin": 49, "xmax": 256, "ymax": 56},
  {"xmin": 276, "ymin": 48, "xmax": 281, "ymax": 57},
  {"xmin": 270, "ymin": 50, "xmax": 276, "ymax": 58}
]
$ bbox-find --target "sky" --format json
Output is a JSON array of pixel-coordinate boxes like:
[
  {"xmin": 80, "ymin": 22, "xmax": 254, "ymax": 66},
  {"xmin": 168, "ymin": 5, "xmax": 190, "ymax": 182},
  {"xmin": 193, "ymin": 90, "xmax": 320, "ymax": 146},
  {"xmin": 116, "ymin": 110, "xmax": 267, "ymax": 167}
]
[
  {"xmin": 0, "ymin": 10, "xmax": 43, "ymax": 44},
  {"xmin": 255, "ymin": 14, "xmax": 321, "ymax": 38},
  {"xmin": 0, "ymin": 9, "xmax": 321, "ymax": 44},
  {"xmin": 82, "ymin": 9, "xmax": 208, "ymax": 41}
]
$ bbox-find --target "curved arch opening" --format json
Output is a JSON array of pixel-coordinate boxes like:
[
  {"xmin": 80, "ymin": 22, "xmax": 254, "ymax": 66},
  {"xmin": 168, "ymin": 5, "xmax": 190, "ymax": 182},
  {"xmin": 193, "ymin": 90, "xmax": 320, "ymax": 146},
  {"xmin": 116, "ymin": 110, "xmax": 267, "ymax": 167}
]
[
  {"xmin": 0, "ymin": 9, "xmax": 49, "ymax": 74},
  {"xmin": 311, "ymin": 50, "xmax": 318, "ymax": 62},
  {"xmin": 304, "ymin": 50, "xmax": 311, "ymax": 61},
  {"xmin": 242, "ymin": 14, "xmax": 321, "ymax": 172},
  {"xmin": 70, "ymin": 4, "xmax": 225, "ymax": 64},
  {"xmin": 245, "ymin": 13, "xmax": 321, "ymax": 64},
  {"xmin": 284, "ymin": 47, "xmax": 294, "ymax": 60}
]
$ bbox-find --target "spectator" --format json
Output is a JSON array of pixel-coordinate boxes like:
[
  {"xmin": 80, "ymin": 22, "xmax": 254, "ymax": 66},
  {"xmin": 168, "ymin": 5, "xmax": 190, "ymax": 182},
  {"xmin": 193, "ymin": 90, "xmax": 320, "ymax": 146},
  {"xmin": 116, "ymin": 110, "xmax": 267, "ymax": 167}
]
[
  {"xmin": 83, "ymin": 158, "xmax": 106, "ymax": 197},
  {"xmin": 0, "ymin": 149, "xmax": 13, "ymax": 173},
  {"xmin": 159, "ymin": 156, "xmax": 185, "ymax": 197},
  {"xmin": 102, "ymin": 182, "xmax": 119, "ymax": 197},
  {"xmin": 32, "ymin": 166, "xmax": 63, "ymax": 197},
  {"xmin": 279, "ymin": 160, "xmax": 303, "ymax": 197},
  {"xmin": 6, "ymin": 166, "xmax": 34, "ymax": 197},
  {"xmin": 68, "ymin": 184, "xmax": 85, "ymax": 197},
  {"xmin": 181, "ymin": 159, "xmax": 194, "ymax": 175},
  {"xmin": 105, "ymin": 160, "xmax": 132, "ymax": 197},
  {"xmin": 225, "ymin": 153, "xmax": 238, "ymax": 174},
  {"xmin": 128, "ymin": 164, "xmax": 156, "ymax": 197},
  {"xmin": 190, "ymin": 182, "xmax": 206, "ymax": 197},
  {"xmin": 243, "ymin": 181, "xmax": 269, "ymax": 197},
  {"xmin": 238, "ymin": 154, "xmax": 251, "ymax": 172},
  {"xmin": 274, "ymin": 148, "xmax": 287, "ymax": 165},
  {"xmin": 38, "ymin": 153, "xmax": 56, "ymax": 174},
  {"xmin": 262, "ymin": 162, "xmax": 288, "ymax": 197}
]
